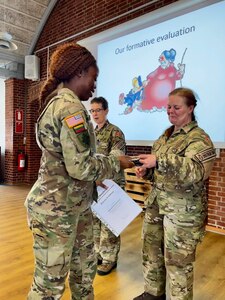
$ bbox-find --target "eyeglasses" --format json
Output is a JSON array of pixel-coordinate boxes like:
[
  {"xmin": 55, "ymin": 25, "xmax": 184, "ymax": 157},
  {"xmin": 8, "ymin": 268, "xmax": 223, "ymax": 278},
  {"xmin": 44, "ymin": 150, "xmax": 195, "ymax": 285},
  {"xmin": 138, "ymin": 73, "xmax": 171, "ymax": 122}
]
[{"xmin": 89, "ymin": 108, "xmax": 104, "ymax": 113}]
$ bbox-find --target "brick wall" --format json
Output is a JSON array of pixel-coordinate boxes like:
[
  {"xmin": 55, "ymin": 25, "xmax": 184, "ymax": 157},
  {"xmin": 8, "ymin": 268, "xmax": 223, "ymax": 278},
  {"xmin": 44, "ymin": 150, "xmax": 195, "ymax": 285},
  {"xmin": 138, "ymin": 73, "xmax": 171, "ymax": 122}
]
[
  {"xmin": 23, "ymin": 82, "xmax": 42, "ymax": 184},
  {"xmin": 207, "ymin": 150, "xmax": 225, "ymax": 229},
  {"xmin": 4, "ymin": 79, "xmax": 42, "ymax": 185},
  {"xmin": 4, "ymin": 0, "xmax": 225, "ymax": 230},
  {"xmin": 5, "ymin": 79, "xmax": 26, "ymax": 184},
  {"xmin": 35, "ymin": 0, "xmax": 178, "ymax": 55}
]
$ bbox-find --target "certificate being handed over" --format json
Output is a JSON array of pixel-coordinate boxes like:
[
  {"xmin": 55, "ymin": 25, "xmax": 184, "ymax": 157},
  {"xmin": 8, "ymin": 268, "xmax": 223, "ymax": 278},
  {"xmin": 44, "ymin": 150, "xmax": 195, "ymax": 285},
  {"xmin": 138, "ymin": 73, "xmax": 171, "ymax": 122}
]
[{"xmin": 91, "ymin": 179, "xmax": 142, "ymax": 236}]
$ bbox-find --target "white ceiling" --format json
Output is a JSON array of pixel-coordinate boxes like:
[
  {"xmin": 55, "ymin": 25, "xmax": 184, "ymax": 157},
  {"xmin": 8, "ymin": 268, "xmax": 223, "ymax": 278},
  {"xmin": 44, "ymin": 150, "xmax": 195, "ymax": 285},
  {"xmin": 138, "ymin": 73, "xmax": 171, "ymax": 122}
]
[{"xmin": 0, "ymin": 0, "xmax": 56, "ymax": 78}]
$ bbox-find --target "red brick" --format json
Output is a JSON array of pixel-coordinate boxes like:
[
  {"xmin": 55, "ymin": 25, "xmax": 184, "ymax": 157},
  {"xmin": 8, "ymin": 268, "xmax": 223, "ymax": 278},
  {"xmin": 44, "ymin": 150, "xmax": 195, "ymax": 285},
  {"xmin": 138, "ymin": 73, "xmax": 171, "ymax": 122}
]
[{"xmin": 4, "ymin": 0, "xmax": 225, "ymax": 231}]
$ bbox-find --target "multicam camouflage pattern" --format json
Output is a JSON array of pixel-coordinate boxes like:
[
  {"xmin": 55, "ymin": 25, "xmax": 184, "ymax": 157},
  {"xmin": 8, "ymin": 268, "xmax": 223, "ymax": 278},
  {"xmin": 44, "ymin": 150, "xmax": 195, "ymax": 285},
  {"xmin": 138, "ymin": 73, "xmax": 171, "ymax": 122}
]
[
  {"xmin": 143, "ymin": 121, "xmax": 216, "ymax": 299},
  {"xmin": 93, "ymin": 120, "xmax": 125, "ymax": 263},
  {"xmin": 27, "ymin": 208, "xmax": 95, "ymax": 300},
  {"xmin": 25, "ymin": 89, "xmax": 121, "ymax": 216},
  {"xmin": 25, "ymin": 88, "xmax": 122, "ymax": 299},
  {"xmin": 69, "ymin": 209, "xmax": 95, "ymax": 300},
  {"xmin": 95, "ymin": 120, "xmax": 126, "ymax": 189}
]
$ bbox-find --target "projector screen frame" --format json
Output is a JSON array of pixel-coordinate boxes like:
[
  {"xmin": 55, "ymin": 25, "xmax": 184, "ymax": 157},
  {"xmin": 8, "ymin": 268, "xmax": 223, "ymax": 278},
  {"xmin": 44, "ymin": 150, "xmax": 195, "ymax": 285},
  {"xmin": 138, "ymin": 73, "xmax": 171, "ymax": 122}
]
[{"xmin": 79, "ymin": 0, "xmax": 225, "ymax": 149}]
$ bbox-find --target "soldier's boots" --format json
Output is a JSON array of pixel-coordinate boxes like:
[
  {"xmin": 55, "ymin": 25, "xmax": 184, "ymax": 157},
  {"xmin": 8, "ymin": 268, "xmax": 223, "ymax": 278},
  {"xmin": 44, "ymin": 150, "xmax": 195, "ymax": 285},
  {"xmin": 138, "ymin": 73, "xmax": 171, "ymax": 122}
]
[
  {"xmin": 97, "ymin": 261, "xmax": 117, "ymax": 276},
  {"xmin": 133, "ymin": 292, "xmax": 166, "ymax": 300}
]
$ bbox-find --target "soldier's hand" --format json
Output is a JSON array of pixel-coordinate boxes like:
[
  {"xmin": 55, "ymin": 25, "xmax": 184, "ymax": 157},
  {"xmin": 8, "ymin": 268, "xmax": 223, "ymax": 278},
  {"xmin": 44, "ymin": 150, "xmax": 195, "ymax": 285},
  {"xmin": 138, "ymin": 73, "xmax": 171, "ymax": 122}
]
[
  {"xmin": 135, "ymin": 166, "xmax": 147, "ymax": 178},
  {"xmin": 96, "ymin": 181, "xmax": 108, "ymax": 189},
  {"xmin": 118, "ymin": 155, "xmax": 135, "ymax": 169},
  {"xmin": 139, "ymin": 154, "xmax": 157, "ymax": 169}
]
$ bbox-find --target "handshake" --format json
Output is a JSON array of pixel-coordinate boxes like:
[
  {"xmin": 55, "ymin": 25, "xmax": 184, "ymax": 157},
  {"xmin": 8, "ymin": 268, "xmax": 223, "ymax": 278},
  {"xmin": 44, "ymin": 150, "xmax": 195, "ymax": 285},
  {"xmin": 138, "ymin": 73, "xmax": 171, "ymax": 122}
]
[
  {"xmin": 118, "ymin": 154, "xmax": 157, "ymax": 170},
  {"xmin": 118, "ymin": 155, "xmax": 142, "ymax": 169},
  {"xmin": 129, "ymin": 156, "xmax": 143, "ymax": 166}
]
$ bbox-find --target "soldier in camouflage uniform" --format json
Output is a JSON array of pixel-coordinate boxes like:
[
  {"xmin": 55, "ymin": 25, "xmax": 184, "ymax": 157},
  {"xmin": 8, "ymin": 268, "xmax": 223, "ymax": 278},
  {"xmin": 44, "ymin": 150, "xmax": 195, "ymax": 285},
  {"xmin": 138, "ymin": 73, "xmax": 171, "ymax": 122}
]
[
  {"xmin": 89, "ymin": 96, "xmax": 126, "ymax": 276},
  {"xmin": 133, "ymin": 88, "xmax": 216, "ymax": 300},
  {"xmin": 24, "ymin": 43, "xmax": 133, "ymax": 300}
]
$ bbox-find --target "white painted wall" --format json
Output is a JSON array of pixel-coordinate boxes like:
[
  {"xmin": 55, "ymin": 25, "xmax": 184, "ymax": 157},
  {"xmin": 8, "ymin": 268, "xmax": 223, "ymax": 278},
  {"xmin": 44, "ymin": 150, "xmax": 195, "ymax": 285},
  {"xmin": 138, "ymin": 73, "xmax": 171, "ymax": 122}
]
[{"xmin": 0, "ymin": 78, "xmax": 5, "ymax": 181}]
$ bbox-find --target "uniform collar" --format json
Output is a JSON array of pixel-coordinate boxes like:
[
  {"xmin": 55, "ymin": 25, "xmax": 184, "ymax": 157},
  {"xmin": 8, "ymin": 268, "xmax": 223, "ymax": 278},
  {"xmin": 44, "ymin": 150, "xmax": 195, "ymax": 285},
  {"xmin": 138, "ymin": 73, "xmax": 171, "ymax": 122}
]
[
  {"xmin": 57, "ymin": 87, "xmax": 78, "ymax": 99},
  {"xmin": 172, "ymin": 121, "xmax": 198, "ymax": 135},
  {"xmin": 180, "ymin": 121, "xmax": 198, "ymax": 133},
  {"xmin": 95, "ymin": 119, "xmax": 109, "ymax": 131}
]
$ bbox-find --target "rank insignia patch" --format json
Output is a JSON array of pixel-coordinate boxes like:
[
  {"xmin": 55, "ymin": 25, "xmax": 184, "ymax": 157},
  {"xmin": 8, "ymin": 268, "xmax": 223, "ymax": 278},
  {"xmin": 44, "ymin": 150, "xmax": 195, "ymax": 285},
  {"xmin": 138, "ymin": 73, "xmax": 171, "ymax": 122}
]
[{"xmin": 65, "ymin": 113, "xmax": 84, "ymax": 128}]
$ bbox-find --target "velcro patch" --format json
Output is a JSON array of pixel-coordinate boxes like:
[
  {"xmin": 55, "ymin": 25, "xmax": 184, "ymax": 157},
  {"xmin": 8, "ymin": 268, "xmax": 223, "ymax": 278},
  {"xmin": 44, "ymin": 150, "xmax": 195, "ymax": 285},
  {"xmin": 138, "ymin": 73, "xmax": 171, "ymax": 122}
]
[
  {"xmin": 194, "ymin": 148, "xmax": 216, "ymax": 163},
  {"xmin": 74, "ymin": 123, "xmax": 86, "ymax": 134},
  {"xmin": 65, "ymin": 113, "xmax": 84, "ymax": 128},
  {"xmin": 114, "ymin": 130, "xmax": 122, "ymax": 137}
]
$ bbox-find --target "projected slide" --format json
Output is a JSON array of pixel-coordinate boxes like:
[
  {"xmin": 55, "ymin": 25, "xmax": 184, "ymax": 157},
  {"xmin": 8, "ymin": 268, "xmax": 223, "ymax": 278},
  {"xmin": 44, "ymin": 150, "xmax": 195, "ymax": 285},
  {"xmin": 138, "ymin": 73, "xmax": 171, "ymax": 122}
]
[{"xmin": 97, "ymin": 0, "xmax": 225, "ymax": 146}]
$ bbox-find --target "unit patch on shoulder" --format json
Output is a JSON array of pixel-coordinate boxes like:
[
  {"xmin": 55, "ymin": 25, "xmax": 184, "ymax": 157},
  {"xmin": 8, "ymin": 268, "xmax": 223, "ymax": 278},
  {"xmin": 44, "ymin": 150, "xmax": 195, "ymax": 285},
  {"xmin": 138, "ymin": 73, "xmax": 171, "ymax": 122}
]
[
  {"xmin": 65, "ymin": 113, "xmax": 84, "ymax": 128},
  {"xmin": 114, "ymin": 130, "xmax": 122, "ymax": 137}
]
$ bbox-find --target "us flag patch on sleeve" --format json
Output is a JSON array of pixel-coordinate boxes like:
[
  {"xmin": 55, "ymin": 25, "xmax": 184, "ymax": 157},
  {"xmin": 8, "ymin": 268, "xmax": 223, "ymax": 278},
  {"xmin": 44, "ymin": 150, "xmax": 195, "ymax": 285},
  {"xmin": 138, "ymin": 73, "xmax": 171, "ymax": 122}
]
[{"xmin": 65, "ymin": 113, "xmax": 84, "ymax": 128}]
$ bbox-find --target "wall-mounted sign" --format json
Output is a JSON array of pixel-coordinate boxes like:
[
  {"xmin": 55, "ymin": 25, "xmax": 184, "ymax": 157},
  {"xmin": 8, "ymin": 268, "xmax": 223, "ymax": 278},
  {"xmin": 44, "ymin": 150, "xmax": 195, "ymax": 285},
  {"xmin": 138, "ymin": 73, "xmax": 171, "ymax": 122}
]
[{"xmin": 15, "ymin": 109, "xmax": 23, "ymax": 134}]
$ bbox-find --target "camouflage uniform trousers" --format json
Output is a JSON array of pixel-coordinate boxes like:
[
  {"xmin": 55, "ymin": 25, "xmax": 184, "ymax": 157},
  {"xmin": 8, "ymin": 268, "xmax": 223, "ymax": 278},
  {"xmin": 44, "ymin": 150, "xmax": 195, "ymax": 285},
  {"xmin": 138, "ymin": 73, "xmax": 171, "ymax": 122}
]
[
  {"xmin": 27, "ymin": 207, "xmax": 96, "ymax": 300},
  {"xmin": 142, "ymin": 200, "xmax": 205, "ymax": 300},
  {"xmin": 93, "ymin": 215, "xmax": 120, "ymax": 263}
]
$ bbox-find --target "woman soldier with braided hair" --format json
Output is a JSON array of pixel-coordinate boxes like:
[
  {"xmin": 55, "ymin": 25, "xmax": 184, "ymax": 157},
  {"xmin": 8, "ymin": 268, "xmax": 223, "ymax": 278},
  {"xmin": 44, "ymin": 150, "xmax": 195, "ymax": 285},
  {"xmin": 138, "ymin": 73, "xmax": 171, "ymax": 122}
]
[{"xmin": 25, "ymin": 43, "xmax": 133, "ymax": 300}]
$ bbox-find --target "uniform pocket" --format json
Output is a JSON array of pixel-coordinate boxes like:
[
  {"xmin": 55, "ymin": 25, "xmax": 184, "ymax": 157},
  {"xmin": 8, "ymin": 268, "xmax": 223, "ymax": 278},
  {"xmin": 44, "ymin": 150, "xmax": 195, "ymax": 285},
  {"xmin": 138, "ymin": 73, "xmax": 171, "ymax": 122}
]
[
  {"xmin": 31, "ymin": 213, "xmax": 77, "ymax": 272},
  {"xmin": 164, "ymin": 214, "xmax": 205, "ymax": 266}
]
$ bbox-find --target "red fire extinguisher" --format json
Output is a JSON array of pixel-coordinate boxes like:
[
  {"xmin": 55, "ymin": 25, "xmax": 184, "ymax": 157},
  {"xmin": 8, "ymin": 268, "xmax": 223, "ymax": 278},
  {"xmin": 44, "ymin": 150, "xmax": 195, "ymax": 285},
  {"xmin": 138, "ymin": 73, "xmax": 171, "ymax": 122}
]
[{"xmin": 18, "ymin": 150, "xmax": 26, "ymax": 171}]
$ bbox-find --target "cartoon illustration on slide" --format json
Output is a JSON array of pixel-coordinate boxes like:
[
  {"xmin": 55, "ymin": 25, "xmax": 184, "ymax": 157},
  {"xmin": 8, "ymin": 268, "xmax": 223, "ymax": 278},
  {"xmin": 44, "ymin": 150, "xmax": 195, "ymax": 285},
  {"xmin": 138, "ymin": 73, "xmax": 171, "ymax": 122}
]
[
  {"xmin": 118, "ymin": 48, "xmax": 186, "ymax": 114},
  {"xmin": 139, "ymin": 48, "xmax": 186, "ymax": 111},
  {"xmin": 119, "ymin": 75, "xmax": 148, "ymax": 114}
]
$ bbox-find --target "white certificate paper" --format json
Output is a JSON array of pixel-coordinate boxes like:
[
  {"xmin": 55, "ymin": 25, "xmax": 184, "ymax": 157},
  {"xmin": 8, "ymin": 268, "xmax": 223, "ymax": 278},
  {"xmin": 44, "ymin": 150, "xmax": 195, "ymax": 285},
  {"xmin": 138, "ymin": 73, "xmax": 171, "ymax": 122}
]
[{"xmin": 91, "ymin": 179, "xmax": 142, "ymax": 236}]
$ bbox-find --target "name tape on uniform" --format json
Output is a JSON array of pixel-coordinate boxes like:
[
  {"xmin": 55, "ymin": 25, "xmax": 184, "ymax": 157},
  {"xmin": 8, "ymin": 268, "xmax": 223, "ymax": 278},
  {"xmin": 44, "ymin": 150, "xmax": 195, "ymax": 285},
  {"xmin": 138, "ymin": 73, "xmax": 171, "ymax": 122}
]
[{"xmin": 194, "ymin": 148, "xmax": 216, "ymax": 162}]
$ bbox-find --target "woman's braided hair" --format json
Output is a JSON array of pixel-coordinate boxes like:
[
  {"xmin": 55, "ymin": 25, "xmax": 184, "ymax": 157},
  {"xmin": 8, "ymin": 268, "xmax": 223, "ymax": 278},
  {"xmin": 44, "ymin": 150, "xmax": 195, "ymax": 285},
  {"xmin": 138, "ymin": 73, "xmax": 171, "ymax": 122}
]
[{"xmin": 39, "ymin": 42, "xmax": 97, "ymax": 113}]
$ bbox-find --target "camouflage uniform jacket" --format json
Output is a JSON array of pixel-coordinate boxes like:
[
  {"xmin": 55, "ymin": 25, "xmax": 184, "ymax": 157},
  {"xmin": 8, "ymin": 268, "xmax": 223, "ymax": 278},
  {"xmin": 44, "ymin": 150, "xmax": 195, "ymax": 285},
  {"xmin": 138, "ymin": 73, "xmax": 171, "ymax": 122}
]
[
  {"xmin": 25, "ymin": 88, "xmax": 120, "ymax": 216},
  {"xmin": 95, "ymin": 120, "xmax": 126, "ymax": 187},
  {"xmin": 146, "ymin": 121, "xmax": 216, "ymax": 214}
]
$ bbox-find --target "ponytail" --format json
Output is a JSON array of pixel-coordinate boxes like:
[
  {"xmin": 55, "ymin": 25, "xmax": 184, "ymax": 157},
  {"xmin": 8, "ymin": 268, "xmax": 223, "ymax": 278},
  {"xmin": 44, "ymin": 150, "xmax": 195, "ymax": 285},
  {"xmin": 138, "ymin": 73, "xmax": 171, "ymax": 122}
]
[{"xmin": 39, "ymin": 77, "xmax": 60, "ymax": 114}]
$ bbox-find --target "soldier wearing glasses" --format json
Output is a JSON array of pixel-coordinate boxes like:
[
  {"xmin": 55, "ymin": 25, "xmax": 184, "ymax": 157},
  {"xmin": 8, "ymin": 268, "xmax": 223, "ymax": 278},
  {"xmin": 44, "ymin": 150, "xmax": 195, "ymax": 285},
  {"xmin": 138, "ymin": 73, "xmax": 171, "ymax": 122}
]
[{"xmin": 89, "ymin": 96, "xmax": 126, "ymax": 276}]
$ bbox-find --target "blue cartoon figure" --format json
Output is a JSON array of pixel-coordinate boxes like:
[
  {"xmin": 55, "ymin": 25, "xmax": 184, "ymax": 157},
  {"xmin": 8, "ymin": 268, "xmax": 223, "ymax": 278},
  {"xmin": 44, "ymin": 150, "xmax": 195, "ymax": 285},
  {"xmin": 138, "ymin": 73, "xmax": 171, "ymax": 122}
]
[{"xmin": 119, "ymin": 75, "xmax": 147, "ymax": 114}]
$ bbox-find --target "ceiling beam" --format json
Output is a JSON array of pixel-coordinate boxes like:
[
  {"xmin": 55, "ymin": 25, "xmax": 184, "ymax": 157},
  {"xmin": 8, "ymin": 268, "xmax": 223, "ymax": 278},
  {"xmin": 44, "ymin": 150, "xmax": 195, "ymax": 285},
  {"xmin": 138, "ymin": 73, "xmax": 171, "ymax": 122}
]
[{"xmin": 0, "ymin": 51, "xmax": 24, "ymax": 64}]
